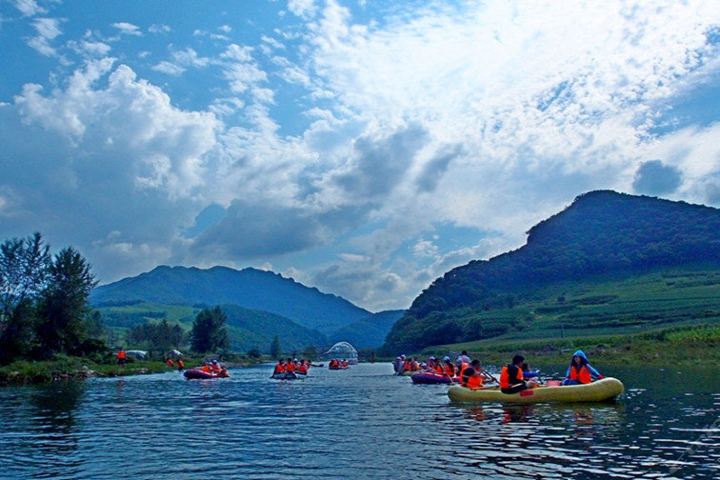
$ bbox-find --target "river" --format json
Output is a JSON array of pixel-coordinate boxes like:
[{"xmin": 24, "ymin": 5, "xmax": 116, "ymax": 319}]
[{"xmin": 0, "ymin": 363, "xmax": 718, "ymax": 479}]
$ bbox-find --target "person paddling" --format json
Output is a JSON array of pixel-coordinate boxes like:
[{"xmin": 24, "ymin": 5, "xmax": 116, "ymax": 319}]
[
  {"xmin": 500, "ymin": 355, "xmax": 538, "ymax": 394},
  {"xmin": 563, "ymin": 350, "xmax": 603, "ymax": 385},
  {"xmin": 442, "ymin": 356, "xmax": 455, "ymax": 377},
  {"xmin": 462, "ymin": 360, "xmax": 485, "ymax": 390},
  {"xmin": 177, "ymin": 358, "xmax": 185, "ymax": 371}
]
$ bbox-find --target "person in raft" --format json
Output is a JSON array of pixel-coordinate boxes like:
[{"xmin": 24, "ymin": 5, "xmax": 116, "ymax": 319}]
[
  {"xmin": 461, "ymin": 359, "xmax": 485, "ymax": 390},
  {"xmin": 500, "ymin": 355, "xmax": 538, "ymax": 394},
  {"xmin": 177, "ymin": 358, "xmax": 185, "ymax": 371},
  {"xmin": 457, "ymin": 350, "xmax": 471, "ymax": 365},
  {"xmin": 442, "ymin": 356, "xmax": 455, "ymax": 377},
  {"xmin": 274, "ymin": 359, "xmax": 287, "ymax": 374},
  {"xmin": 563, "ymin": 350, "xmax": 603, "ymax": 385},
  {"xmin": 165, "ymin": 358, "xmax": 174, "ymax": 368}
]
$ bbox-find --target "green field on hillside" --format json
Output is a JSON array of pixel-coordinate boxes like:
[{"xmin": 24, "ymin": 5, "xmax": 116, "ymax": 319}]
[{"xmin": 421, "ymin": 268, "xmax": 720, "ymax": 364}]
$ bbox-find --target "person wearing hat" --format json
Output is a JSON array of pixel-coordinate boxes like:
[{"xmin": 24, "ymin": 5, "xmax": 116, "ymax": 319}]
[{"xmin": 442, "ymin": 356, "xmax": 456, "ymax": 377}]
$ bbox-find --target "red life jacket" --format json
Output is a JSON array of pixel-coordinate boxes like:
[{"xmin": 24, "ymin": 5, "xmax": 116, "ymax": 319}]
[
  {"xmin": 287, "ymin": 362, "xmax": 296, "ymax": 372},
  {"xmin": 499, "ymin": 365, "xmax": 524, "ymax": 389},
  {"xmin": 165, "ymin": 359, "xmax": 174, "ymax": 367},
  {"xmin": 297, "ymin": 365, "xmax": 308, "ymax": 374},
  {"xmin": 177, "ymin": 359, "xmax": 185, "ymax": 368},
  {"xmin": 465, "ymin": 374, "xmax": 484, "ymax": 390},
  {"xmin": 433, "ymin": 364, "xmax": 444, "ymax": 374},
  {"xmin": 457, "ymin": 363, "xmax": 468, "ymax": 379},
  {"xmin": 444, "ymin": 364, "xmax": 455, "ymax": 376},
  {"xmin": 569, "ymin": 365, "xmax": 592, "ymax": 384},
  {"xmin": 117, "ymin": 351, "xmax": 127, "ymax": 360},
  {"xmin": 274, "ymin": 363, "xmax": 285, "ymax": 374}
]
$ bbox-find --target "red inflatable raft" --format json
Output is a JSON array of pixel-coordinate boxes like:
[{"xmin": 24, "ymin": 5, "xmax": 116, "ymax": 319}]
[
  {"xmin": 411, "ymin": 371, "xmax": 453, "ymax": 385},
  {"xmin": 183, "ymin": 368, "xmax": 229, "ymax": 380}
]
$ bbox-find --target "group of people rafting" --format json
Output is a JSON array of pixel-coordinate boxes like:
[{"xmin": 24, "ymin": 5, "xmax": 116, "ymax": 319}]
[
  {"xmin": 273, "ymin": 358, "xmax": 312, "ymax": 375},
  {"xmin": 328, "ymin": 358, "xmax": 349, "ymax": 369},
  {"xmin": 396, "ymin": 349, "xmax": 603, "ymax": 392}
]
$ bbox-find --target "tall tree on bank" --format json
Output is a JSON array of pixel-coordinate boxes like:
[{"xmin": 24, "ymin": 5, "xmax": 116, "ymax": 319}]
[
  {"xmin": 270, "ymin": 335, "xmax": 281, "ymax": 359},
  {"xmin": 0, "ymin": 233, "xmax": 50, "ymax": 322},
  {"xmin": 190, "ymin": 307, "xmax": 229, "ymax": 353},
  {"xmin": 36, "ymin": 247, "xmax": 97, "ymax": 358}
]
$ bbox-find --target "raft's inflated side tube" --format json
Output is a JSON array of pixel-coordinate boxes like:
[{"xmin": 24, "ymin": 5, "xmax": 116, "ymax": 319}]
[
  {"xmin": 271, "ymin": 372, "xmax": 307, "ymax": 380},
  {"xmin": 411, "ymin": 371, "xmax": 452, "ymax": 384},
  {"xmin": 448, "ymin": 377, "xmax": 624, "ymax": 404},
  {"xmin": 184, "ymin": 368, "xmax": 229, "ymax": 380},
  {"xmin": 328, "ymin": 365, "xmax": 348, "ymax": 370}
]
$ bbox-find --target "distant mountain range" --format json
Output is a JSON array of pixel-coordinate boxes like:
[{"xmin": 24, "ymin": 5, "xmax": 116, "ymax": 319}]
[
  {"xmin": 383, "ymin": 191, "xmax": 720, "ymax": 354},
  {"xmin": 92, "ymin": 265, "xmax": 403, "ymax": 350},
  {"xmin": 92, "ymin": 265, "xmax": 371, "ymax": 335}
]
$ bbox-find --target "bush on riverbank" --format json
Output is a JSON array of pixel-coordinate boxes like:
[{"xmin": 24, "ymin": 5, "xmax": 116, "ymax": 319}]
[{"xmin": 0, "ymin": 353, "xmax": 269, "ymax": 386}]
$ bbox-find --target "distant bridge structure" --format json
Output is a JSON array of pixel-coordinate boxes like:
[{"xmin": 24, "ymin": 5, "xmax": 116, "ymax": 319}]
[{"xmin": 323, "ymin": 341, "xmax": 358, "ymax": 364}]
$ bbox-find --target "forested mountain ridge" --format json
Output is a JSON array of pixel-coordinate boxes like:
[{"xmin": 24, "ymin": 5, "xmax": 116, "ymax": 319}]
[
  {"xmin": 383, "ymin": 191, "xmax": 720, "ymax": 353},
  {"xmin": 92, "ymin": 265, "xmax": 371, "ymax": 335}
]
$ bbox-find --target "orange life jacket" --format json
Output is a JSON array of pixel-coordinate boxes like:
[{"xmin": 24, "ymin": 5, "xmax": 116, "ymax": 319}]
[
  {"xmin": 569, "ymin": 365, "xmax": 592, "ymax": 384},
  {"xmin": 465, "ymin": 374, "xmax": 484, "ymax": 390},
  {"xmin": 457, "ymin": 363, "xmax": 468, "ymax": 379},
  {"xmin": 499, "ymin": 365, "xmax": 524, "ymax": 389},
  {"xmin": 177, "ymin": 360, "xmax": 185, "ymax": 368},
  {"xmin": 444, "ymin": 364, "xmax": 455, "ymax": 376},
  {"xmin": 402, "ymin": 360, "xmax": 411, "ymax": 371},
  {"xmin": 433, "ymin": 364, "xmax": 444, "ymax": 374},
  {"xmin": 165, "ymin": 359, "xmax": 174, "ymax": 367},
  {"xmin": 117, "ymin": 351, "xmax": 127, "ymax": 359},
  {"xmin": 297, "ymin": 365, "xmax": 308, "ymax": 374},
  {"xmin": 201, "ymin": 365, "xmax": 211, "ymax": 373},
  {"xmin": 274, "ymin": 363, "xmax": 285, "ymax": 374},
  {"xmin": 287, "ymin": 362, "xmax": 296, "ymax": 372}
]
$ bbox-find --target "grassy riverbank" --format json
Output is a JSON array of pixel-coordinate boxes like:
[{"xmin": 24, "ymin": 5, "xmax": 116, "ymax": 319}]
[
  {"xmin": 423, "ymin": 324, "xmax": 720, "ymax": 366},
  {"xmin": 0, "ymin": 354, "xmax": 267, "ymax": 386}
]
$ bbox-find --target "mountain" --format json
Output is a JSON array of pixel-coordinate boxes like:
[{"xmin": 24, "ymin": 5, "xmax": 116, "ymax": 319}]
[
  {"xmin": 97, "ymin": 301, "xmax": 327, "ymax": 354},
  {"xmin": 220, "ymin": 304, "xmax": 326, "ymax": 354},
  {"xmin": 329, "ymin": 310, "xmax": 405, "ymax": 349},
  {"xmin": 91, "ymin": 266, "xmax": 371, "ymax": 335},
  {"xmin": 383, "ymin": 191, "xmax": 720, "ymax": 353}
]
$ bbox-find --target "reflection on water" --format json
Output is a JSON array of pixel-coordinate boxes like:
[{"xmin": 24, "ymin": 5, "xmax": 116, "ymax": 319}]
[{"xmin": 0, "ymin": 364, "xmax": 718, "ymax": 479}]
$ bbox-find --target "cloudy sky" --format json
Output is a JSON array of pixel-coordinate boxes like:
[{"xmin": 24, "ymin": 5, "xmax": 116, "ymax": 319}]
[{"xmin": 1, "ymin": 0, "xmax": 720, "ymax": 311}]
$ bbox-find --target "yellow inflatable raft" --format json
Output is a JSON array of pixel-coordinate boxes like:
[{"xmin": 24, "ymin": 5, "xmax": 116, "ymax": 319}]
[{"xmin": 448, "ymin": 377, "xmax": 624, "ymax": 404}]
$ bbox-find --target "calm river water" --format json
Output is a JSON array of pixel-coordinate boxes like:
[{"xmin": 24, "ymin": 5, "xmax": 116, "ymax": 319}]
[{"xmin": 1, "ymin": 363, "xmax": 719, "ymax": 479}]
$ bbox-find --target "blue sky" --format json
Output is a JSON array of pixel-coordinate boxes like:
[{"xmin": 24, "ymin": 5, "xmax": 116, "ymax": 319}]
[{"xmin": 1, "ymin": 0, "xmax": 720, "ymax": 311}]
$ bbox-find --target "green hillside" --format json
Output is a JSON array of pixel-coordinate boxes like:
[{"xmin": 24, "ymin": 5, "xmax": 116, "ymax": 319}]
[
  {"xmin": 330, "ymin": 310, "xmax": 404, "ymax": 349},
  {"xmin": 97, "ymin": 302, "xmax": 327, "ymax": 353},
  {"xmin": 92, "ymin": 265, "xmax": 371, "ymax": 335},
  {"xmin": 384, "ymin": 191, "xmax": 720, "ymax": 354}
]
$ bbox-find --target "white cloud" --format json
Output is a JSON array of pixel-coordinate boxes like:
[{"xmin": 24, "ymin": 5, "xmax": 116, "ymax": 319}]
[
  {"xmin": 112, "ymin": 22, "xmax": 142, "ymax": 36},
  {"xmin": 149, "ymin": 24, "xmax": 171, "ymax": 34},
  {"xmin": 151, "ymin": 61, "xmax": 185, "ymax": 76},
  {"xmin": 288, "ymin": 0, "xmax": 317, "ymax": 19},
  {"xmin": 218, "ymin": 25, "xmax": 232, "ymax": 33},
  {"xmin": 27, "ymin": 17, "xmax": 62, "ymax": 56},
  {"xmin": 14, "ymin": 0, "xmax": 45, "ymax": 16},
  {"xmin": 68, "ymin": 39, "xmax": 112, "ymax": 57}
]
